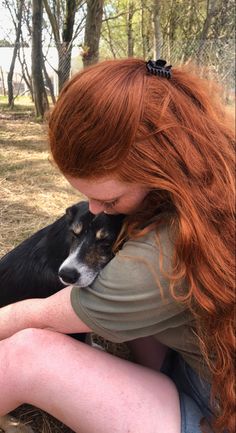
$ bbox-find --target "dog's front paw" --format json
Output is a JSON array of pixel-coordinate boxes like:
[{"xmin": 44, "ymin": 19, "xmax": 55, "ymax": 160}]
[{"xmin": 0, "ymin": 415, "xmax": 35, "ymax": 433}]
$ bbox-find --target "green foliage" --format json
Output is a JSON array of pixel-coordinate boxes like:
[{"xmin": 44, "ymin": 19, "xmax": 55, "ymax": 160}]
[
  {"xmin": 99, "ymin": 0, "xmax": 235, "ymax": 94},
  {"xmin": 0, "ymin": 38, "xmax": 13, "ymax": 47},
  {"xmin": 101, "ymin": 0, "xmax": 235, "ymax": 60}
]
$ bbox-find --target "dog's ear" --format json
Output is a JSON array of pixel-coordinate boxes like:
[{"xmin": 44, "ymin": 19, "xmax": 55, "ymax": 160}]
[
  {"xmin": 65, "ymin": 205, "xmax": 77, "ymax": 222},
  {"xmin": 65, "ymin": 201, "xmax": 90, "ymax": 222},
  {"xmin": 107, "ymin": 213, "xmax": 126, "ymax": 230}
]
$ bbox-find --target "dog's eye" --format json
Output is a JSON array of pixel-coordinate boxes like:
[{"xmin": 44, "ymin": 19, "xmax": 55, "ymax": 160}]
[
  {"xmin": 70, "ymin": 230, "xmax": 78, "ymax": 239},
  {"xmin": 71, "ymin": 222, "xmax": 83, "ymax": 235},
  {"xmin": 95, "ymin": 229, "xmax": 109, "ymax": 240}
]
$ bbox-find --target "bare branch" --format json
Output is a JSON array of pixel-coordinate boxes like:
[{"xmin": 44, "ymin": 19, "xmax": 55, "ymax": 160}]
[
  {"xmin": 103, "ymin": 6, "xmax": 116, "ymax": 58},
  {"xmin": 43, "ymin": 0, "xmax": 61, "ymax": 43}
]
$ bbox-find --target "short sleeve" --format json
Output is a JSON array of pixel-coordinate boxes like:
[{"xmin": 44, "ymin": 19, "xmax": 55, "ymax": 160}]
[{"xmin": 70, "ymin": 226, "xmax": 190, "ymax": 343}]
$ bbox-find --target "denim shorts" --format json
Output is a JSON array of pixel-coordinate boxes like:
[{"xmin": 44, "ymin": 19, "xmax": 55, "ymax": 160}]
[{"xmin": 161, "ymin": 351, "xmax": 214, "ymax": 433}]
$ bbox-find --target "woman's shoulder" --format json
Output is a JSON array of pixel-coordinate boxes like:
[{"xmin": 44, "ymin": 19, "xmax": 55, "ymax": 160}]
[{"xmin": 120, "ymin": 221, "xmax": 175, "ymax": 268}]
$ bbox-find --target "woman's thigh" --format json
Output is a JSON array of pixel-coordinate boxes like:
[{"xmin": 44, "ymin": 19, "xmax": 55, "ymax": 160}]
[{"xmin": 0, "ymin": 328, "xmax": 181, "ymax": 433}]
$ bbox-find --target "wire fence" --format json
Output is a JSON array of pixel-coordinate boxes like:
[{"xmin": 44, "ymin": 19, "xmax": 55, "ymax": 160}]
[
  {"xmin": 0, "ymin": 38, "xmax": 235, "ymax": 103},
  {"xmin": 160, "ymin": 38, "xmax": 235, "ymax": 103}
]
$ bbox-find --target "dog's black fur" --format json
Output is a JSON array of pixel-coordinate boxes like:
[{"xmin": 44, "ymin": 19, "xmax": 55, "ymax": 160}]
[{"xmin": 0, "ymin": 201, "xmax": 125, "ymax": 309}]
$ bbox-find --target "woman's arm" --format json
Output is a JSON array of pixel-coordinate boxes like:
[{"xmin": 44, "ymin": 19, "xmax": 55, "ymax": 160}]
[{"xmin": 0, "ymin": 285, "xmax": 91, "ymax": 340}]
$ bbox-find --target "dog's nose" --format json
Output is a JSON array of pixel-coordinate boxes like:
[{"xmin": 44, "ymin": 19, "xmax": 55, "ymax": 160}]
[{"xmin": 58, "ymin": 268, "xmax": 80, "ymax": 285}]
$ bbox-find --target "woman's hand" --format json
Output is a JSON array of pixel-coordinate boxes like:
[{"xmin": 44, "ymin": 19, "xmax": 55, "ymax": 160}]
[{"xmin": 0, "ymin": 285, "xmax": 91, "ymax": 340}]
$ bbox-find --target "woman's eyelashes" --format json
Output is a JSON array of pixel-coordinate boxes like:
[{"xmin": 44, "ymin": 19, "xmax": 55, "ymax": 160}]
[{"xmin": 103, "ymin": 199, "xmax": 118, "ymax": 209}]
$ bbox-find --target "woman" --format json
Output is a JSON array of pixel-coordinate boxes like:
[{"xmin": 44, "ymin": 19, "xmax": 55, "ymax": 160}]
[{"xmin": 0, "ymin": 58, "xmax": 235, "ymax": 433}]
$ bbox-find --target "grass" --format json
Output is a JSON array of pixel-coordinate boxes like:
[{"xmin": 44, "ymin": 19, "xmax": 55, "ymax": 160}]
[
  {"xmin": 0, "ymin": 96, "xmax": 35, "ymax": 116},
  {"xmin": 0, "ymin": 101, "xmax": 83, "ymax": 256}
]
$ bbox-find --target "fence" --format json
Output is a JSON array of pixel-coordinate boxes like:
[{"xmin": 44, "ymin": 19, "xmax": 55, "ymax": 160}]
[{"xmin": 0, "ymin": 39, "xmax": 235, "ymax": 102}]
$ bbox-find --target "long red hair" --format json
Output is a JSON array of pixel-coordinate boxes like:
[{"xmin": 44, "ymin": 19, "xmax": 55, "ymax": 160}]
[{"xmin": 49, "ymin": 58, "xmax": 235, "ymax": 433}]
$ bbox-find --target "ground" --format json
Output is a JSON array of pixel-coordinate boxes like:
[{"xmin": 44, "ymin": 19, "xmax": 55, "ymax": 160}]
[
  {"xmin": 0, "ymin": 99, "xmax": 130, "ymax": 433},
  {"xmin": 0, "ymin": 101, "xmax": 82, "ymax": 256}
]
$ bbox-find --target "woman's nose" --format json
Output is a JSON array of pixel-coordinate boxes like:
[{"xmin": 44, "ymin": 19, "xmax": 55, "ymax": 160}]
[{"xmin": 88, "ymin": 200, "xmax": 104, "ymax": 215}]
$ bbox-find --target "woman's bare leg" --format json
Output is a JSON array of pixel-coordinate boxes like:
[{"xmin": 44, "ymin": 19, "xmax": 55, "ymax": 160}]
[{"xmin": 0, "ymin": 328, "xmax": 181, "ymax": 433}]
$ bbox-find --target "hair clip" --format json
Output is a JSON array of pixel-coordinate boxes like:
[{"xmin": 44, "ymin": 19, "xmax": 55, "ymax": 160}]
[{"xmin": 146, "ymin": 59, "xmax": 172, "ymax": 79}]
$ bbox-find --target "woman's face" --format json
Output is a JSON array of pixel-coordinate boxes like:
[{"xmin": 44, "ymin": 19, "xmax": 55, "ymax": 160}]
[{"xmin": 67, "ymin": 177, "xmax": 150, "ymax": 215}]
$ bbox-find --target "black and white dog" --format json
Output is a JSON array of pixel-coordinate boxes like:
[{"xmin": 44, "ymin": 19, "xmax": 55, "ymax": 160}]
[
  {"xmin": 0, "ymin": 201, "xmax": 125, "ymax": 308},
  {"xmin": 0, "ymin": 202, "xmax": 125, "ymax": 431}
]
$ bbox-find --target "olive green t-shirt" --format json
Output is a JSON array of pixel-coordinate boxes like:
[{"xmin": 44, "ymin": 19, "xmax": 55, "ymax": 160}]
[{"xmin": 71, "ymin": 224, "xmax": 209, "ymax": 380}]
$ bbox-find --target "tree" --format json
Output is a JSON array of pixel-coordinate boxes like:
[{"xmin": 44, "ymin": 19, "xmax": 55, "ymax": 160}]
[
  {"xmin": 101, "ymin": 0, "xmax": 141, "ymax": 59},
  {"xmin": 5, "ymin": 0, "xmax": 24, "ymax": 108},
  {"xmin": 82, "ymin": 0, "xmax": 104, "ymax": 67},
  {"xmin": 43, "ymin": 0, "xmax": 85, "ymax": 92},
  {"xmin": 140, "ymin": 0, "xmax": 152, "ymax": 59},
  {"xmin": 31, "ymin": 0, "xmax": 49, "ymax": 118},
  {"xmin": 152, "ymin": 0, "xmax": 162, "ymax": 59},
  {"xmin": 127, "ymin": 0, "xmax": 134, "ymax": 57},
  {"xmin": 197, "ymin": 0, "xmax": 222, "ymax": 62}
]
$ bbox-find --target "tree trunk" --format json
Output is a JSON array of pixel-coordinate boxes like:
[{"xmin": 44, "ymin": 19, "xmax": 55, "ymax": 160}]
[
  {"xmin": 82, "ymin": 0, "xmax": 104, "ymax": 67},
  {"xmin": 197, "ymin": 0, "xmax": 221, "ymax": 63},
  {"xmin": 141, "ymin": 0, "xmax": 147, "ymax": 59},
  {"xmin": 43, "ymin": 0, "xmax": 78, "ymax": 93},
  {"xmin": 31, "ymin": 0, "xmax": 49, "ymax": 118},
  {"xmin": 43, "ymin": 61, "xmax": 56, "ymax": 104},
  {"xmin": 57, "ymin": 44, "xmax": 73, "ymax": 92},
  {"xmin": 127, "ymin": 0, "xmax": 134, "ymax": 57},
  {"xmin": 104, "ymin": 7, "xmax": 116, "ymax": 58},
  {"xmin": 18, "ymin": 42, "xmax": 34, "ymax": 100},
  {"xmin": 183, "ymin": 0, "xmax": 196, "ymax": 63},
  {"xmin": 7, "ymin": 0, "xmax": 24, "ymax": 108},
  {"xmin": 0, "ymin": 67, "xmax": 6, "ymax": 96},
  {"xmin": 152, "ymin": 0, "xmax": 162, "ymax": 60},
  {"xmin": 58, "ymin": 0, "xmax": 76, "ymax": 91}
]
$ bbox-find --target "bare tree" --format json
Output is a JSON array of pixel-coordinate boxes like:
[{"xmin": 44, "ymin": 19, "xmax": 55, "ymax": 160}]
[
  {"xmin": 43, "ymin": 0, "xmax": 85, "ymax": 92},
  {"xmin": 18, "ymin": 46, "xmax": 34, "ymax": 99},
  {"xmin": 42, "ymin": 60, "xmax": 56, "ymax": 104},
  {"xmin": 4, "ymin": 0, "xmax": 24, "ymax": 108},
  {"xmin": 32, "ymin": 0, "xmax": 49, "ymax": 118},
  {"xmin": 152, "ymin": 0, "xmax": 162, "ymax": 59},
  {"xmin": 82, "ymin": 0, "xmax": 104, "ymax": 67},
  {"xmin": 103, "ymin": 5, "xmax": 116, "ymax": 58},
  {"xmin": 0, "ymin": 67, "xmax": 6, "ymax": 96},
  {"xmin": 141, "ymin": 0, "xmax": 148, "ymax": 59},
  {"xmin": 127, "ymin": 0, "xmax": 135, "ymax": 57},
  {"xmin": 197, "ymin": 0, "xmax": 221, "ymax": 62}
]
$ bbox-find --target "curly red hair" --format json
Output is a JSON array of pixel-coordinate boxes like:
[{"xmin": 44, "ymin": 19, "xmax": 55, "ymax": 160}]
[{"xmin": 49, "ymin": 58, "xmax": 235, "ymax": 433}]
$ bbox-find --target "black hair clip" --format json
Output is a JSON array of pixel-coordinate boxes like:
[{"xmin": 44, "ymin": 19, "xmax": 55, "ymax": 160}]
[{"xmin": 146, "ymin": 59, "xmax": 172, "ymax": 79}]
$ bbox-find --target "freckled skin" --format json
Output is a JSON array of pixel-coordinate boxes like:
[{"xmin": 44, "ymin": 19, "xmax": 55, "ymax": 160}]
[{"xmin": 66, "ymin": 176, "xmax": 150, "ymax": 216}]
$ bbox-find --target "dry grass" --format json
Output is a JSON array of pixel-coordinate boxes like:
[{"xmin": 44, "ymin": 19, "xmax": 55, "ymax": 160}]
[
  {"xmin": 0, "ymin": 108, "xmax": 83, "ymax": 256},
  {"xmin": 0, "ymin": 102, "xmax": 131, "ymax": 433}
]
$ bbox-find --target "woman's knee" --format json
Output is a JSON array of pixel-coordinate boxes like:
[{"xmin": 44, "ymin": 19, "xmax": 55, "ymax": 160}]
[
  {"xmin": 2, "ymin": 328, "xmax": 64, "ymax": 384},
  {"xmin": 0, "ymin": 329, "xmax": 49, "ymax": 410},
  {"xmin": 6, "ymin": 328, "xmax": 54, "ymax": 355}
]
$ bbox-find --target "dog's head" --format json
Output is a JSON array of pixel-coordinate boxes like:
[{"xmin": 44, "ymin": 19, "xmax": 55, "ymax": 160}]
[{"xmin": 58, "ymin": 201, "xmax": 125, "ymax": 287}]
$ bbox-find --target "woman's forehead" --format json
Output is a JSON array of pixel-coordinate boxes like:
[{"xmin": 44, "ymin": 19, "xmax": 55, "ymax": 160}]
[{"xmin": 66, "ymin": 176, "xmax": 130, "ymax": 201}]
